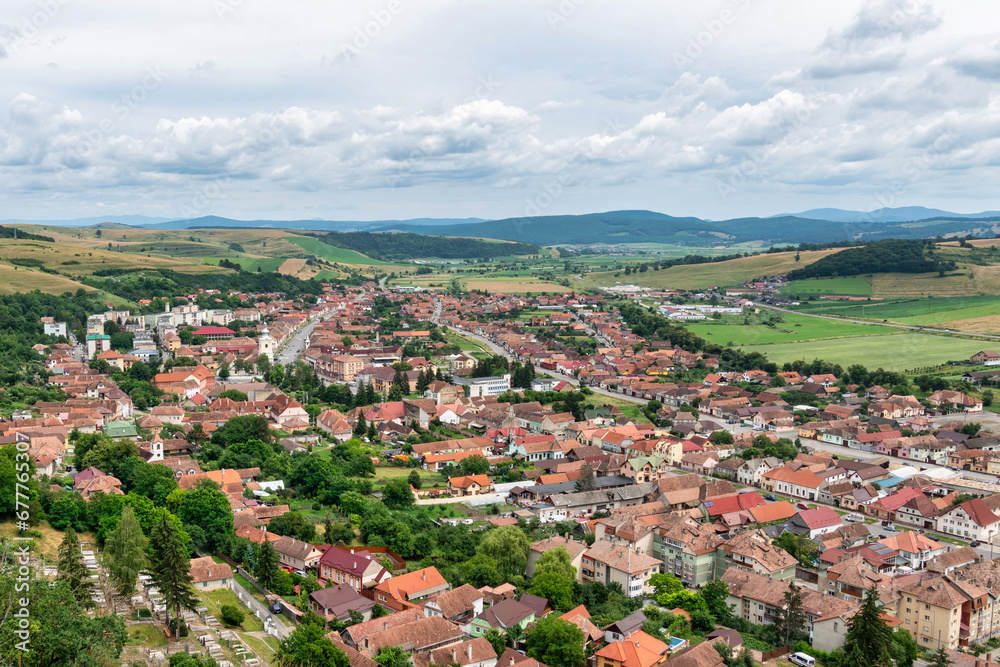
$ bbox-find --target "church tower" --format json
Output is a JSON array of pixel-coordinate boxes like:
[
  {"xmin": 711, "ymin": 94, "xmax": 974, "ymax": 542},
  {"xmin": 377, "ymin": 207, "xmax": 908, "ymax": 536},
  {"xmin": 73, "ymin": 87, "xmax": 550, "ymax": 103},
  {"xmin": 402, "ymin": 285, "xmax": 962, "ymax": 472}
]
[{"xmin": 258, "ymin": 324, "xmax": 275, "ymax": 362}]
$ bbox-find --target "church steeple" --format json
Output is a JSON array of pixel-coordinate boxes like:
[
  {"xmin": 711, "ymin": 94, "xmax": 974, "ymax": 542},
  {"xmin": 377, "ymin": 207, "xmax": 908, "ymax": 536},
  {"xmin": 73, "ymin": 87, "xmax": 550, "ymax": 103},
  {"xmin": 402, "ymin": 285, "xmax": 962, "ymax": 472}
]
[{"xmin": 259, "ymin": 324, "xmax": 274, "ymax": 362}]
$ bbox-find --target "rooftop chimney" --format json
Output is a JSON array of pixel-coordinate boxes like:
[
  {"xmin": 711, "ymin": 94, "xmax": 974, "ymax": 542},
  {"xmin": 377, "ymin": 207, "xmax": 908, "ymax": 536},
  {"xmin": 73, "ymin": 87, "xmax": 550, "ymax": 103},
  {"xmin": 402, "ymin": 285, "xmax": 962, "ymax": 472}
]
[
  {"xmin": 423, "ymin": 570, "xmax": 427, "ymax": 581},
  {"xmin": 452, "ymin": 650, "xmax": 457, "ymax": 662},
  {"xmin": 468, "ymin": 644, "xmax": 473, "ymax": 659},
  {"xmin": 383, "ymin": 621, "xmax": 388, "ymax": 630},
  {"xmin": 510, "ymin": 659, "xmax": 515, "ymax": 666}
]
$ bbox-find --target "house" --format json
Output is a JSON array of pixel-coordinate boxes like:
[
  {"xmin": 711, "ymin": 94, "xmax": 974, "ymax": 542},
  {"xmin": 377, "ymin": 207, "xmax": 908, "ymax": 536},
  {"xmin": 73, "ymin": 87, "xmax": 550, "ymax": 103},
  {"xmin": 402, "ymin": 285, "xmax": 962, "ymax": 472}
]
[
  {"xmin": 760, "ymin": 465, "xmax": 824, "ymax": 501},
  {"xmin": 273, "ymin": 536, "xmax": 325, "ymax": 571},
  {"xmin": 895, "ymin": 576, "xmax": 991, "ymax": 650},
  {"xmin": 423, "ymin": 584, "xmax": 484, "ymax": 631},
  {"xmin": 787, "ymin": 507, "xmax": 843, "ymax": 539},
  {"xmin": 936, "ymin": 499, "xmax": 1000, "ymax": 543},
  {"xmin": 448, "ymin": 475, "xmax": 493, "ymax": 497},
  {"xmin": 595, "ymin": 631, "xmax": 668, "ymax": 667},
  {"xmin": 581, "ymin": 541, "xmax": 660, "ymax": 598},
  {"xmin": 469, "ymin": 597, "xmax": 535, "ymax": 637},
  {"xmin": 189, "ymin": 556, "xmax": 233, "ymax": 590},
  {"xmin": 412, "ymin": 638, "xmax": 498, "ymax": 667},
  {"xmin": 373, "ymin": 566, "xmax": 450, "ymax": 611},
  {"xmin": 877, "ymin": 532, "xmax": 947, "ymax": 570},
  {"xmin": 716, "ymin": 530, "xmax": 797, "ymax": 582},
  {"xmin": 318, "ymin": 546, "xmax": 392, "ymax": 590},
  {"xmin": 735, "ymin": 457, "xmax": 780, "ymax": 486},
  {"xmin": 655, "ymin": 518, "xmax": 722, "ymax": 587},
  {"xmin": 310, "ymin": 584, "xmax": 376, "ymax": 623},
  {"xmin": 361, "ymin": 615, "xmax": 465, "ymax": 656},
  {"xmin": 602, "ymin": 610, "xmax": 647, "ymax": 643}
]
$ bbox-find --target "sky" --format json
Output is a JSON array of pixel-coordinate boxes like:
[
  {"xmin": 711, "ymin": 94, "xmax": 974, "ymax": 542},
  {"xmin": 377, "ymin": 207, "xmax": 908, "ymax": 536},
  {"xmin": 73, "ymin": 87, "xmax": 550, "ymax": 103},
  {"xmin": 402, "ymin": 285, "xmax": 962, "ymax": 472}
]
[{"xmin": 1, "ymin": 0, "xmax": 999, "ymax": 222}]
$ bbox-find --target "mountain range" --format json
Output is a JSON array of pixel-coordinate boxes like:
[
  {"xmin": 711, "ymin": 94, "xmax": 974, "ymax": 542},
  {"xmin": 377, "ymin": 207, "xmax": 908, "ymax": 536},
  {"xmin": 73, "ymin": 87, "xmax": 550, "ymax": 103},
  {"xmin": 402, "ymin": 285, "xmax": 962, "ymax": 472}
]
[{"xmin": 5, "ymin": 207, "xmax": 1000, "ymax": 246}]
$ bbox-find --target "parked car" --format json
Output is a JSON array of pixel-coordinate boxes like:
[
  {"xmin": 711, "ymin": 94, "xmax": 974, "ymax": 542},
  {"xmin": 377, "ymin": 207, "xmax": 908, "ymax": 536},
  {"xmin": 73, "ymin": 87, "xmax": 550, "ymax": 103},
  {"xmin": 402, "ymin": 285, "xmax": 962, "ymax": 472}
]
[
  {"xmin": 845, "ymin": 513, "xmax": 864, "ymax": 522},
  {"xmin": 971, "ymin": 541, "xmax": 982, "ymax": 548},
  {"xmin": 797, "ymin": 502, "xmax": 809, "ymax": 509},
  {"xmin": 765, "ymin": 495, "xmax": 777, "ymax": 502}
]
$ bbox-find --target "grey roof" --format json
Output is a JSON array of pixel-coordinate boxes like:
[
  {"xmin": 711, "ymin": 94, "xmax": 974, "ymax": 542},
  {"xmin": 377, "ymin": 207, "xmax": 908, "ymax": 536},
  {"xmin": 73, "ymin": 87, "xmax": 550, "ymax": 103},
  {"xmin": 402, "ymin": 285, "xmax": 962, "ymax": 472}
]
[
  {"xmin": 528, "ymin": 475, "xmax": 637, "ymax": 496},
  {"xmin": 544, "ymin": 483, "xmax": 655, "ymax": 508},
  {"xmin": 602, "ymin": 609, "xmax": 646, "ymax": 635}
]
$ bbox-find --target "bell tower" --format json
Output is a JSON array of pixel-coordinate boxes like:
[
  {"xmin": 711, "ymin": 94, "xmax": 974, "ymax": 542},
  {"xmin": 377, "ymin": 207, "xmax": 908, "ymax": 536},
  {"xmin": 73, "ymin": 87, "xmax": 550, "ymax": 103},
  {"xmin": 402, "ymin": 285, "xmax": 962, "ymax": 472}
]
[{"xmin": 258, "ymin": 324, "xmax": 275, "ymax": 362}]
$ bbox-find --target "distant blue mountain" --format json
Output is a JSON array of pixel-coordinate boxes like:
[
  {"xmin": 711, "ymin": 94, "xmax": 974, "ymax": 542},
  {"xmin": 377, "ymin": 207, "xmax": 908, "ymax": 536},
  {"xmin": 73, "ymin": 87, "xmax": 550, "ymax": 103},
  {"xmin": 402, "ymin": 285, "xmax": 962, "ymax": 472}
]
[
  {"xmin": 777, "ymin": 206, "xmax": 1000, "ymax": 223},
  {"xmin": 0, "ymin": 214, "xmax": 173, "ymax": 227},
  {"xmin": 145, "ymin": 215, "xmax": 487, "ymax": 231}
]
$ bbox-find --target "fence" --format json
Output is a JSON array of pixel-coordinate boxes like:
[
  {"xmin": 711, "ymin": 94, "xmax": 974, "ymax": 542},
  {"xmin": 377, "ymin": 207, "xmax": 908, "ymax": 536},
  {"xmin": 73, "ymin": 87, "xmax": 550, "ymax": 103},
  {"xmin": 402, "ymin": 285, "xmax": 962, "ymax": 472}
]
[
  {"xmin": 750, "ymin": 645, "xmax": 789, "ymax": 663},
  {"xmin": 203, "ymin": 550, "xmax": 292, "ymax": 638}
]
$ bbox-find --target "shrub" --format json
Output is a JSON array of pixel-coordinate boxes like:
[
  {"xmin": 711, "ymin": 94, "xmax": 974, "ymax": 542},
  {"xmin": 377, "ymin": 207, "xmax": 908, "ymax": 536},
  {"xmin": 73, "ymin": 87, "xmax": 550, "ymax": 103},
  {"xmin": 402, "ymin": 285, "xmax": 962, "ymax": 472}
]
[{"xmin": 219, "ymin": 604, "xmax": 245, "ymax": 627}]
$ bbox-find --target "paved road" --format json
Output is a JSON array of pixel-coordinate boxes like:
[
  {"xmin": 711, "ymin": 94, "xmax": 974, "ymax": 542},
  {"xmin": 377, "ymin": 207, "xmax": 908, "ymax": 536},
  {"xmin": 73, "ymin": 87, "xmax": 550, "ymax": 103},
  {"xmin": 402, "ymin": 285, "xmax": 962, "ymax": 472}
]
[
  {"xmin": 275, "ymin": 315, "xmax": 323, "ymax": 365},
  {"xmin": 759, "ymin": 303, "xmax": 1000, "ymax": 340}
]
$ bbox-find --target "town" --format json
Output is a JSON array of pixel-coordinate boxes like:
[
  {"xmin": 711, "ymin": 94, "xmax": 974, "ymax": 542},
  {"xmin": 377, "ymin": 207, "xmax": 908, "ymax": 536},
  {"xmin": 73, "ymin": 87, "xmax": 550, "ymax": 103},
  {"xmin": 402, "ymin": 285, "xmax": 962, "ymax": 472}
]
[{"xmin": 5, "ymin": 276, "xmax": 1000, "ymax": 667}]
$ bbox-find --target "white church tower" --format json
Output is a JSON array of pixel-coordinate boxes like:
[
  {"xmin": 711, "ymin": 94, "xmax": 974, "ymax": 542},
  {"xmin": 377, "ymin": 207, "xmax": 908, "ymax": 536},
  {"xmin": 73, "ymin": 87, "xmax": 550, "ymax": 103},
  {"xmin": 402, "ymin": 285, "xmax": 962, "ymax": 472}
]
[{"xmin": 258, "ymin": 324, "xmax": 275, "ymax": 362}]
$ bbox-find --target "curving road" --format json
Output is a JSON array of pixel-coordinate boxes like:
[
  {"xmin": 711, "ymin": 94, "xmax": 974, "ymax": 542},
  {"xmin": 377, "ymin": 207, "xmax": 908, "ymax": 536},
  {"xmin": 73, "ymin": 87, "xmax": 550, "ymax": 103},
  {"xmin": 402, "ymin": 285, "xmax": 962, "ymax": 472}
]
[{"xmin": 759, "ymin": 304, "xmax": 1000, "ymax": 340}]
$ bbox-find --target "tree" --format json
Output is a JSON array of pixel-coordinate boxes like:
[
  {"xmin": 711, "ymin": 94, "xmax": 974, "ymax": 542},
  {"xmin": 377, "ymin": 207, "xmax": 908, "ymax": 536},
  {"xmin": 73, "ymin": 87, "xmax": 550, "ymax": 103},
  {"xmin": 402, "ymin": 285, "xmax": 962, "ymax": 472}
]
[
  {"xmin": 0, "ymin": 577, "xmax": 127, "ymax": 666},
  {"xmin": 700, "ymin": 579, "xmax": 733, "ymax": 623},
  {"xmin": 690, "ymin": 608, "xmax": 715, "ymax": 633},
  {"xmin": 842, "ymin": 585, "xmax": 896, "ymax": 667},
  {"xmin": 220, "ymin": 604, "xmax": 245, "ymax": 627},
  {"xmin": 408, "ymin": 469, "xmax": 422, "ymax": 489},
  {"xmin": 525, "ymin": 617, "xmax": 586, "ymax": 667},
  {"xmin": 148, "ymin": 513, "xmax": 199, "ymax": 641},
  {"xmin": 277, "ymin": 623, "xmax": 349, "ymax": 667},
  {"xmin": 574, "ymin": 463, "xmax": 596, "ymax": 492},
  {"xmin": 773, "ymin": 583, "xmax": 806, "ymax": 647},
  {"xmin": 382, "ymin": 479, "xmax": 415, "ymax": 509},
  {"xmin": 257, "ymin": 539, "xmax": 281, "ymax": 592},
  {"xmin": 57, "ymin": 526, "xmax": 96, "ymax": 608},
  {"xmin": 458, "ymin": 453, "xmax": 490, "ymax": 476},
  {"xmin": 892, "ymin": 628, "xmax": 919, "ymax": 667},
  {"xmin": 534, "ymin": 546, "xmax": 576, "ymax": 580},
  {"xmin": 375, "ymin": 646, "xmax": 412, "ymax": 667},
  {"xmin": 371, "ymin": 603, "xmax": 390, "ymax": 619},
  {"xmin": 103, "ymin": 504, "xmax": 149, "ymax": 605},
  {"xmin": 178, "ymin": 479, "xmax": 234, "ymax": 550},
  {"xmin": 930, "ymin": 647, "xmax": 952, "ymax": 667},
  {"xmin": 479, "ymin": 525, "xmax": 530, "ymax": 581},
  {"xmin": 529, "ymin": 571, "xmax": 575, "ymax": 611}
]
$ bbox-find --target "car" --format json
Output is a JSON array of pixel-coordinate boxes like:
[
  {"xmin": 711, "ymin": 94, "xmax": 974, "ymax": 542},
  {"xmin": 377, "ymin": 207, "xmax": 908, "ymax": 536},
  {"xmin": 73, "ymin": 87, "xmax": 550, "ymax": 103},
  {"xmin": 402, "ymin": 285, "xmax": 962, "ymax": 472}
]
[
  {"xmin": 280, "ymin": 565, "xmax": 294, "ymax": 573},
  {"xmin": 765, "ymin": 495, "xmax": 777, "ymax": 502},
  {"xmin": 294, "ymin": 570, "xmax": 307, "ymax": 577},
  {"xmin": 797, "ymin": 502, "xmax": 809, "ymax": 509},
  {"xmin": 845, "ymin": 513, "xmax": 864, "ymax": 522},
  {"xmin": 269, "ymin": 603, "xmax": 282, "ymax": 614},
  {"xmin": 881, "ymin": 520, "xmax": 888, "ymax": 526},
  {"xmin": 879, "ymin": 534, "xmax": 887, "ymax": 539},
  {"xmin": 971, "ymin": 541, "xmax": 982, "ymax": 548}
]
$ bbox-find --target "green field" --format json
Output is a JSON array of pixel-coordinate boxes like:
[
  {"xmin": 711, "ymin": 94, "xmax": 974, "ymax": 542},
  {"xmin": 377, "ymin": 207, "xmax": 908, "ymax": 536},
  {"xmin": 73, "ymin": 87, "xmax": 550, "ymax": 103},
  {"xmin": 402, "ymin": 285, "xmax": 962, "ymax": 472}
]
[
  {"xmin": 781, "ymin": 276, "xmax": 873, "ymax": 296},
  {"xmin": 687, "ymin": 313, "xmax": 891, "ymax": 346},
  {"xmin": 286, "ymin": 237, "xmax": 390, "ymax": 265},
  {"xmin": 741, "ymin": 333, "xmax": 989, "ymax": 371},
  {"xmin": 791, "ymin": 295, "xmax": 1000, "ymax": 322}
]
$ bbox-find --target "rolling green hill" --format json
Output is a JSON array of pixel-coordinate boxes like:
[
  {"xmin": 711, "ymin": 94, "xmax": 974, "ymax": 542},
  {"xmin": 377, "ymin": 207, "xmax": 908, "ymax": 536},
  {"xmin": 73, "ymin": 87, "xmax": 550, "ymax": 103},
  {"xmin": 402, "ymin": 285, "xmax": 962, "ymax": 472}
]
[{"xmin": 312, "ymin": 231, "xmax": 541, "ymax": 261}]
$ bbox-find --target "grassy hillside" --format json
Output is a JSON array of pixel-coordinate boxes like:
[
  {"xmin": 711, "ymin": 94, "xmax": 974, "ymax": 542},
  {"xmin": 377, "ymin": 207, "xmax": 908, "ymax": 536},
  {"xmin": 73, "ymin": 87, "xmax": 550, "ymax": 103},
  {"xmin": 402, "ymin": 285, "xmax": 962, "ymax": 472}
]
[
  {"xmin": 286, "ymin": 236, "xmax": 390, "ymax": 265},
  {"xmin": 577, "ymin": 248, "xmax": 849, "ymax": 290}
]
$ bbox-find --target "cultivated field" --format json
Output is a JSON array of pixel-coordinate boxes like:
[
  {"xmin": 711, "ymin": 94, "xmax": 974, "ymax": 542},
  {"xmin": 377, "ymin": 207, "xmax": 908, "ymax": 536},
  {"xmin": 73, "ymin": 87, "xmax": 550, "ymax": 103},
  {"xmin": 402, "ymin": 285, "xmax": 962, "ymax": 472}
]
[
  {"xmin": 740, "ymin": 333, "xmax": 989, "ymax": 371},
  {"xmin": 781, "ymin": 276, "xmax": 873, "ymax": 296},
  {"xmin": 686, "ymin": 313, "xmax": 891, "ymax": 346},
  {"xmin": 285, "ymin": 236, "xmax": 392, "ymax": 266},
  {"xmin": 463, "ymin": 279, "xmax": 573, "ymax": 293},
  {"xmin": 0, "ymin": 262, "xmax": 94, "ymax": 295},
  {"xmin": 578, "ymin": 248, "xmax": 849, "ymax": 290}
]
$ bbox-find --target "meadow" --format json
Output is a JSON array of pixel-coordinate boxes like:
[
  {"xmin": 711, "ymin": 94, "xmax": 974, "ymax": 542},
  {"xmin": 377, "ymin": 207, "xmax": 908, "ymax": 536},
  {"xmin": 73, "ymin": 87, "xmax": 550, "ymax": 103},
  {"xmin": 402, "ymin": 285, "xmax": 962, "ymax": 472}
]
[{"xmin": 286, "ymin": 236, "xmax": 392, "ymax": 266}]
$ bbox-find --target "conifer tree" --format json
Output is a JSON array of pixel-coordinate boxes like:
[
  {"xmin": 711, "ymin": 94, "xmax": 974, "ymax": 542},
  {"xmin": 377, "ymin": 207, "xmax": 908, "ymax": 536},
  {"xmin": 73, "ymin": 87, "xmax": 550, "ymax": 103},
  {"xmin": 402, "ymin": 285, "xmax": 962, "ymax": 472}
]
[
  {"xmin": 842, "ymin": 585, "xmax": 895, "ymax": 667},
  {"xmin": 103, "ymin": 505, "xmax": 149, "ymax": 606},
  {"xmin": 930, "ymin": 647, "xmax": 952, "ymax": 667},
  {"xmin": 148, "ymin": 513, "xmax": 198, "ymax": 640},
  {"xmin": 256, "ymin": 539, "xmax": 281, "ymax": 592},
  {"xmin": 773, "ymin": 583, "xmax": 806, "ymax": 647},
  {"xmin": 57, "ymin": 526, "xmax": 96, "ymax": 608}
]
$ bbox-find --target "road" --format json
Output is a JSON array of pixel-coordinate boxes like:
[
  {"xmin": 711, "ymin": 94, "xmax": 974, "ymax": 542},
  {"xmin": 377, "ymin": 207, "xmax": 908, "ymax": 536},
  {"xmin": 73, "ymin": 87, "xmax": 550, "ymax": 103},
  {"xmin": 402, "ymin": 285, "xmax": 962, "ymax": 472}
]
[
  {"xmin": 759, "ymin": 303, "xmax": 1000, "ymax": 341},
  {"xmin": 275, "ymin": 315, "xmax": 324, "ymax": 366}
]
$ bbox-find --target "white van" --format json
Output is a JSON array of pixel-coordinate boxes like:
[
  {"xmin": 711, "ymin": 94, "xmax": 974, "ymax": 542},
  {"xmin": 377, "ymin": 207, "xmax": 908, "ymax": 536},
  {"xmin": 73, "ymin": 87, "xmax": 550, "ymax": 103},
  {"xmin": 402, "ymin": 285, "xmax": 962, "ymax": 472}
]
[{"xmin": 790, "ymin": 653, "xmax": 816, "ymax": 667}]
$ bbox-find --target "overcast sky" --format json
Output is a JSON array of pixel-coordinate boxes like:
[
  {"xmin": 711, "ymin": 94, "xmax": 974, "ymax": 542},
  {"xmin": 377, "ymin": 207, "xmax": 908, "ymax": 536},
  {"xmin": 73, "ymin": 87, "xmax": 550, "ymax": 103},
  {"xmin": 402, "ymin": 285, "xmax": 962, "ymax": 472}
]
[{"xmin": 1, "ymin": 0, "xmax": 998, "ymax": 222}]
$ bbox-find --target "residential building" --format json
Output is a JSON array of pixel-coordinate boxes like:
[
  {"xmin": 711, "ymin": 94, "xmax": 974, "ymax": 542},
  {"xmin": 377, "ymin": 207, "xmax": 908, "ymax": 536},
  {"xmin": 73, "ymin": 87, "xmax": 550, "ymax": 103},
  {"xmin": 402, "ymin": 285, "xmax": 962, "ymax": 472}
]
[
  {"xmin": 189, "ymin": 556, "xmax": 233, "ymax": 590},
  {"xmin": 310, "ymin": 584, "xmax": 376, "ymax": 623},
  {"xmin": 373, "ymin": 566, "xmax": 450, "ymax": 611},
  {"xmin": 581, "ymin": 541, "xmax": 660, "ymax": 598}
]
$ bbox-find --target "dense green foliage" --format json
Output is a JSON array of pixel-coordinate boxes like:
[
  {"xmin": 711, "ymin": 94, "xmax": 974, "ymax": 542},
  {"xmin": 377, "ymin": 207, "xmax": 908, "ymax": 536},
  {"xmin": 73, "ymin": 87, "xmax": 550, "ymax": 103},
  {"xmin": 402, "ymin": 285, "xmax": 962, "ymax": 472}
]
[
  {"xmin": 82, "ymin": 267, "xmax": 324, "ymax": 301},
  {"xmin": 315, "ymin": 231, "xmax": 541, "ymax": 260},
  {"xmin": 787, "ymin": 239, "xmax": 954, "ymax": 279}
]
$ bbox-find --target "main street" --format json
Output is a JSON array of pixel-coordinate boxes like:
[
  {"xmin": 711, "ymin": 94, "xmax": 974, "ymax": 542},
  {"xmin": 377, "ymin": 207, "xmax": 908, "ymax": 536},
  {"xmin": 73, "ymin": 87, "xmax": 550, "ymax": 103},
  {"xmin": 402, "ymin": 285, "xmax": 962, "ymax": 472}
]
[{"xmin": 275, "ymin": 314, "xmax": 325, "ymax": 366}]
